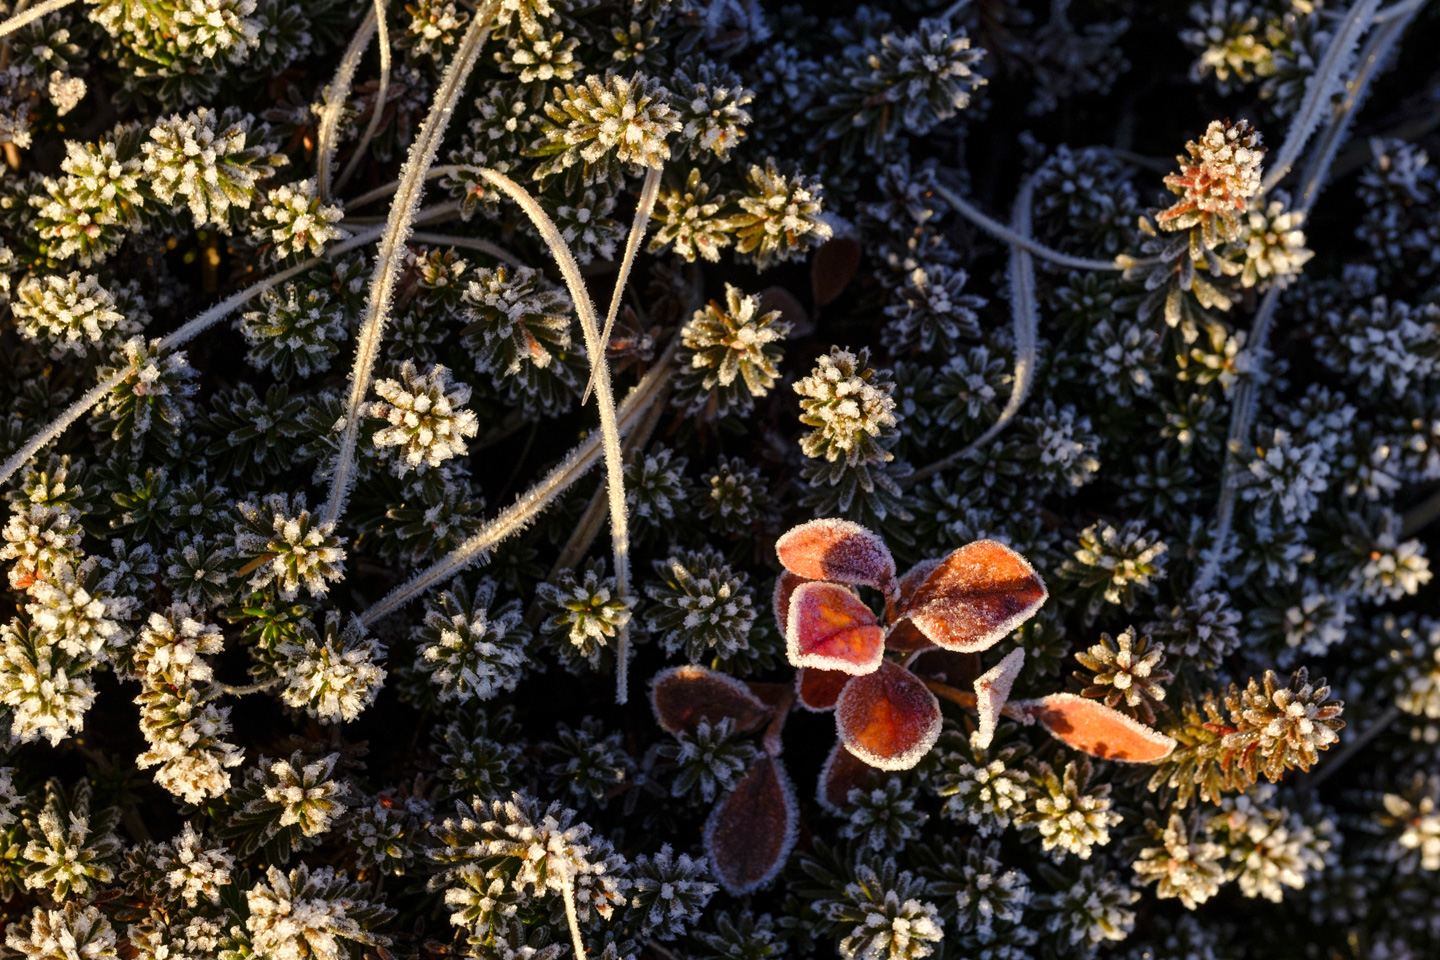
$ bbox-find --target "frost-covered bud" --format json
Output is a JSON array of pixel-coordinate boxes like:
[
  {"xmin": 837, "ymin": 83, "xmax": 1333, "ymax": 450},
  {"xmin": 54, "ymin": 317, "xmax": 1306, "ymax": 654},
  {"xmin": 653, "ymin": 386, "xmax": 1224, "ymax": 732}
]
[
  {"xmin": 495, "ymin": 24, "xmax": 579, "ymax": 84},
  {"xmin": 649, "ymin": 168, "xmax": 736, "ymax": 264},
  {"xmin": 95, "ymin": 337, "xmax": 200, "ymax": 456},
  {"xmin": 1157, "ymin": 118, "xmax": 1265, "ymax": 248},
  {"xmin": 1018, "ymin": 758, "xmax": 1121, "ymax": 861},
  {"xmin": 670, "ymin": 59, "xmax": 753, "ymax": 160},
  {"xmin": 699, "ymin": 455, "xmax": 778, "ymax": 536},
  {"xmin": 796, "ymin": 347, "xmax": 898, "ymax": 467},
  {"xmin": 5, "ymin": 904, "xmax": 118, "ymax": 960},
  {"xmin": 143, "ymin": 107, "xmax": 283, "ymax": 230},
  {"xmin": 245, "ymin": 863, "xmax": 393, "ymax": 960},
  {"xmin": 2, "ymin": 464, "xmax": 84, "ymax": 592},
  {"xmin": 629, "ymin": 845, "xmax": 717, "ymax": 940},
  {"xmin": 824, "ymin": 859, "xmax": 944, "ymax": 960},
  {"xmin": 1040, "ymin": 866, "xmax": 1137, "ymax": 946},
  {"xmin": 731, "ymin": 159, "xmax": 832, "ymax": 271},
  {"xmin": 1016, "ymin": 401, "xmax": 1102, "ymax": 491},
  {"xmin": 1144, "ymin": 590, "xmax": 1241, "ymax": 664},
  {"xmin": 881, "ymin": 265, "xmax": 984, "ymax": 356},
  {"xmin": 154, "ymin": 823, "xmax": 235, "ymax": 907},
  {"xmin": 534, "ymin": 71, "xmax": 681, "ymax": 181},
  {"xmin": 656, "ymin": 717, "xmax": 757, "ymax": 803},
  {"xmin": 1357, "ymin": 530, "xmax": 1433, "ymax": 603},
  {"xmin": 1084, "ymin": 317, "xmax": 1161, "ymax": 406},
  {"xmin": 0, "ymin": 619, "xmax": 98, "ymax": 746},
  {"xmin": 11, "ymin": 272, "xmax": 137, "ymax": 357},
  {"xmin": 240, "ymin": 282, "xmax": 349, "ymax": 380},
  {"xmin": 675, "ymin": 284, "xmax": 791, "ymax": 419},
  {"xmin": 1182, "ymin": 0, "xmax": 1274, "ymax": 90},
  {"xmin": 233, "ymin": 492, "xmax": 346, "ymax": 600},
  {"xmin": 536, "ymin": 558, "xmax": 634, "ymax": 671},
  {"xmin": 839, "ymin": 779, "xmax": 928, "ymax": 855},
  {"xmin": 1237, "ymin": 192, "xmax": 1312, "ymax": 288},
  {"xmin": 1131, "ymin": 812, "xmax": 1227, "ymax": 908},
  {"xmin": 1317, "ymin": 296, "xmax": 1440, "ymax": 401},
  {"xmin": 542, "ymin": 716, "xmax": 633, "ymax": 808},
  {"xmin": 932, "ymin": 746, "xmax": 1031, "ymax": 836},
  {"xmin": 1060, "ymin": 519, "xmax": 1168, "ymax": 618},
  {"xmin": 249, "ymin": 178, "xmax": 348, "ymax": 261},
  {"xmin": 942, "ymin": 841, "xmax": 1030, "ymax": 944},
  {"xmin": 276, "ymin": 615, "xmax": 386, "ymax": 723},
  {"xmin": 1241, "ymin": 427, "xmax": 1330, "ymax": 524},
  {"xmin": 644, "ymin": 547, "xmax": 756, "ymax": 662},
  {"xmin": 413, "ymin": 579, "xmax": 529, "ymax": 703},
  {"xmin": 366, "ymin": 361, "xmax": 479, "ymax": 474},
  {"xmin": 404, "ymin": 0, "xmax": 469, "ymax": 58},
  {"xmin": 1209, "ymin": 785, "xmax": 1331, "ymax": 899},
  {"xmin": 20, "ymin": 778, "xmax": 122, "ymax": 900},
  {"xmin": 625, "ymin": 446, "xmax": 693, "ymax": 535},
  {"xmin": 26, "ymin": 560, "xmax": 125, "ymax": 661}
]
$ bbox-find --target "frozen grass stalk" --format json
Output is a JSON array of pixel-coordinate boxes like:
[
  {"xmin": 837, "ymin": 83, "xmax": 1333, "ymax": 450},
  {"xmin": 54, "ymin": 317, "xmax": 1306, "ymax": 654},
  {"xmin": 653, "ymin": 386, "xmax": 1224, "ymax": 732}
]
[
  {"xmin": 0, "ymin": 0, "xmax": 77, "ymax": 39},
  {"xmin": 474, "ymin": 168, "xmax": 636, "ymax": 704},
  {"xmin": 335, "ymin": 0, "xmax": 394, "ymax": 195},
  {"xmin": 315, "ymin": 5, "xmax": 382, "ymax": 203},
  {"xmin": 323, "ymin": 0, "xmax": 501, "ymax": 529}
]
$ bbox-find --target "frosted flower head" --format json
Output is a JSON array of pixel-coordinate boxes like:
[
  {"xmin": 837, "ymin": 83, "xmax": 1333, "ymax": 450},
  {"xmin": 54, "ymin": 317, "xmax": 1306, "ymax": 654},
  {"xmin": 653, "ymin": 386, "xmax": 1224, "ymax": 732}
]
[
  {"xmin": 249, "ymin": 178, "xmax": 349, "ymax": 262},
  {"xmin": 11, "ymin": 272, "xmax": 135, "ymax": 358},
  {"xmin": 233, "ymin": 492, "xmax": 346, "ymax": 601},
  {"xmin": 1157, "ymin": 118, "xmax": 1265, "ymax": 248},
  {"xmin": 276, "ymin": 615, "xmax": 387, "ymax": 723},
  {"xmin": 366, "ymin": 361, "xmax": 479, "ymax": 475},
  {"xmin": 795, "ymin": 347, "xmax": 899, "ymax": 467}
]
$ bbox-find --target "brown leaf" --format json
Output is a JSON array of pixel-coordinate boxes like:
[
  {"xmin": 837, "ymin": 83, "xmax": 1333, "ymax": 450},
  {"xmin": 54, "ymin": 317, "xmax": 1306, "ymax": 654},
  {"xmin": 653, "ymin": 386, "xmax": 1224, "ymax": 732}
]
[
  {"xmin": 811, "ymin": 237, "xmax": 861, "ymax": 307},
  {"xmin": 835, "ymin": 660, "xmax": 942, "ymax": 771},
  {"xmin": 816, "ymin": 739, "xmax": 881, "ymax": 812},
  {"xmin": 772, "ymin": 570, "xmax": 813, "ymax": 632},
  {"xmin": 1025, "ymin": 692, "xmax": 1177, "ymax": 763},
  {"xmin": 650, "ymin": 665, "xmax": 773, "ymax": 735},
  {"xmin": 903, "ymin": 540, "xmax": 1047, "ymax": 653},
  {"xmin": 703, "ymin": 754, "xmax": 798, "ymax": 894}
]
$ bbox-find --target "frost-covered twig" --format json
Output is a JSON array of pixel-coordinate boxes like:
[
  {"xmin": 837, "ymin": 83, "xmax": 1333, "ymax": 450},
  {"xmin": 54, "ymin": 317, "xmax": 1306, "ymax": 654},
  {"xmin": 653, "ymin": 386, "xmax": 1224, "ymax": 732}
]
[
  {"xmin": 358, "ymin": 347, "xmax": 675, "ymax": 628},
  {"xmin": 316, "ymin": 5, "xmax": 381, "ymax": 203},
  {"xmin": 0, "ymin": 0, "xmax": 76, "ymax": 40},
  {"xmin": 909, "ymin": 176, "xmax": 1040, "ymax": 485},
  {"xmin": 475, "ymin": 167, "xmax": 636, "ymax": 703},
  {"xmin": 931, "ymin": 179, "xmax": 1122, "ymax": 272},
  {"xmin": 1260, "ymin": 0, "xmax": 1382, "ymax": 194},
  {"xmin": 581, "ymin": 165, "xmax": 663, "ymax": 404},
  {"xmin": 1294, "ymin": 7, "xmax": 1419, "ymax": 214},
  {"xmin": 334, "ymin": 0, "xmax": 393, "ymax": 195},
  {"xmin": 323, "ymin": 0, "xmax": 500, "ymax": 530}
]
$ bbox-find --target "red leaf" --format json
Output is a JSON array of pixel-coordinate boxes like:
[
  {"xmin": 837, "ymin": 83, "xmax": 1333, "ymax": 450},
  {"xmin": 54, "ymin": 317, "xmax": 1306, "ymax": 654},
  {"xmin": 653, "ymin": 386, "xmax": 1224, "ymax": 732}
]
[
  {"xmin": 812, "ymin": 237, "xmax": 861, "ymax": 307},
  {"xmin": 903, "ymin": 540, "xmax": 1047, "ymax": 653},
  {"xmin": 703, "ymin": 754, "xmax": 798, "ymax": 895},
  {"xmin": 786, "ymin": 581, "xmax": 885, "ymax": 675},
  {"xmin": 776, "ymin": 518, "xmax": 897, "ymax": 593},
  {"xmin": 1025, "ymin": 692, "xmax": 1177, "ymax": 763},
  {"xmin": 816, "ymin": 739, "xmax": 881, "ymax": 813},
  {"xmin": 972, "ymin": 647, "xmax": 1025, "ymax": 751},
  {"xmin": 795, "ymin": 666, "xmax": 849, "ymax": 712},
  {"xmin": 772, "ymin": 570, "xmax": 812, "ymax": 631},
  {"xmin": 650, "ymin": 665, "xmax": 773, "ymax": 735},
  {"xmin": 835, "ymin": 660, "xmax": 942, "ymax": 771}
]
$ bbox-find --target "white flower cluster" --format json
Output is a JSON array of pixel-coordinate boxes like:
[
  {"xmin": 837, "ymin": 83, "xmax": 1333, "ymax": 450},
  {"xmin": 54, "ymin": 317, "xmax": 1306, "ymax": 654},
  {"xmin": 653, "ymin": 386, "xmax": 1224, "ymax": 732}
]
[
  {"xmin": 1208, "ymin": 786, "xmax": 1332, "ymax": 901},
  {"xmin": 132, "ymin": 604, "xmax": 243, "ymax": 804},
  {"xmin": 249, "ymin": 178, "xmax": 349, "ymax": 261},
  {"xmin": 143, "ymin": 107, "xmax": 282, "ymax": 230},
  {"xmin": 11, "ymin": 272, "xmax": 136, "ymax": 357},
  {"xmin": 366, "ymin": 361, "xmax": 479, "ymax": 474},
  {"xmin": 276, "ymin": 616, "xmax": 386, "ymax": 723}
]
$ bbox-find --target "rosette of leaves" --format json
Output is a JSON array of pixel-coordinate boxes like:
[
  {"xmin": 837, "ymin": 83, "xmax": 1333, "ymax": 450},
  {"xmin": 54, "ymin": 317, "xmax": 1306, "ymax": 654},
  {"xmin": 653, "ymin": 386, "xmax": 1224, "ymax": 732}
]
[{"xmin": 643, "ymin": 546, "xmax": 757, "ymax": 663}]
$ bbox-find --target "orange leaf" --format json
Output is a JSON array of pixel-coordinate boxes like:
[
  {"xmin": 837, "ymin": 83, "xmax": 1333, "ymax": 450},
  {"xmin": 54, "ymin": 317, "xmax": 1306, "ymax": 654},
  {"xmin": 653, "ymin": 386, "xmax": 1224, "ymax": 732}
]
[
  {"xmin": 786, "ymin": 581, "xmax": 885, "ymax": 675},
  {"xmin": 1026, "ymin": 692, "xmax": 1177, "ymax": 763},
  {"xmin": 650, "ymin": 665, "xmax": 773, "ymax": 735},
  {"xmin": 776, "ymin": 518, "xmax": 896, "ymax": 593},
  {"xmin": 703, "ymin": 754, "xmax": 798, "ymax": 895},
  {"xmin": 903, "ymin": 540, "xmax": 1047, "ymax": 653},
  {"xmin": 836, "ymin": 660, "xmax": 942, "ymax": 771},
  {"xmin": 795, "ymin": 666, "xmax": 849, "ymax": 713}
]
